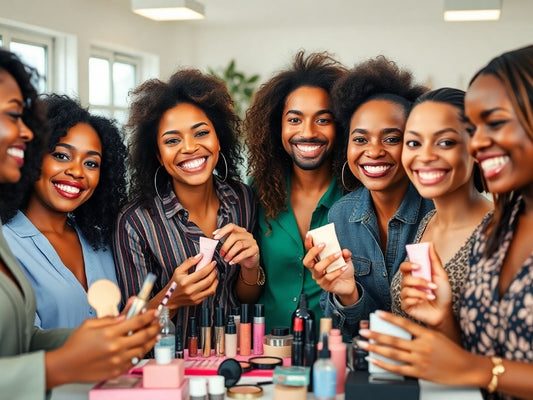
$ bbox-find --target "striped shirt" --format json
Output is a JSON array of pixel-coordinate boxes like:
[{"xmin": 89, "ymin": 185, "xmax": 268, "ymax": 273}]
[{"xmin": 113, "ymin": 178, "xmax": 257, "ymax": 346}]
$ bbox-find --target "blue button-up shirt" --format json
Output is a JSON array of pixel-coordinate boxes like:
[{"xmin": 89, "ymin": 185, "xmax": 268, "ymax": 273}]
[{"xmin": 321, "ymin": 183, "xmax": 434, "ymax": 337}]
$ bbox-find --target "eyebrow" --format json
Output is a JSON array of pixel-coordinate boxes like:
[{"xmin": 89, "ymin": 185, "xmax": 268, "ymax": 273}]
[
  {"xmin": 162, "ymin": 122, "xmax": 209, "ymax": 136},
  {"xmin": 55, "ymin": 143, "xmax": 102, "ymax": 158},
  {"xmin": 406, "ymin": 128, "xmax": 460, "ymax": 137},
  {"xmin": 285, "ymin": 109, "xmax": 333, "ymax": 116},
  {"xmin": 351, "ymin": 127, "xmax": 403, "ymax": 135},
  {"xmin": 480, "ymin": 107, "xmax": 506, "ymax": 119},
  {"xmin": 9, "ymin": 98, "xmax": 24, "ymax": 107}
]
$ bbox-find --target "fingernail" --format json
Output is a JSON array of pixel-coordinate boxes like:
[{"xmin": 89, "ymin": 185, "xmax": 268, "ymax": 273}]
[
  {"xmin": 156, "ymin": 334, "xmax": 161, "ymax": 341},
  {"xmin": 219, "ymin": 250, "xmax": 226, "ymax": 257},
  {"xmin": 213, "ymin": 234, "xmax": 222, "ymax": 240},
  {"xmin": 154, "ymin": 309, "xmax": 161, "ymax": 318},
  {"xmin": 427, "ymin": 293, "xmax": 436, "ymax": 300},
  {"xmin": 213, "ymin": 229, "xmax": 219, "ymax": 235},
  {"xmin": 356, "ymin": 340, "xmax": 369, "ymax": 350},
  {"xmin": 318, "ymin": 242, "xmax": 326, "ymax": 248},
  {"xmin": 334, "ymin": 252, "xmax": 342, "ymax": 259},
  {"xmin": 305, "ymin": 232, "xmax": 310, "ymax": 238},
  {"xmin": 341, "ymin": 265, "xmax": 348, "ymax": 272},
  {"xmin": 194, "ymin": 253, "xmax": 202, "ymax": 259},
  {"xmin": 229, "ymin": 260, "xmax": 234, "ymax": 265},
  {"xmin": 411, "ymin": 263, "xmax": 420, "ymax": 270},
  {"xmin": 428, "ymin": 282, "xmax": 438, "ymax": 289},
  {"xmin": 377, "ymin": 310, "xmax": 388, "ymax": 318},
  {"xmin": 212, "ymin": 261, "xmax": 217, "ymax": 267},
  {"xmin": 359, "ymin": 329, "xmax": 370, "ymax": 338}
]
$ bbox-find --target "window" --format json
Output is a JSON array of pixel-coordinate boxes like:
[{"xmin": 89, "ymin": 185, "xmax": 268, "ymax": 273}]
[
  {"xmin": 89, "ymin": 48, "xmax": 141, "ymax": 126},
  {"xmin": 0, "ymin": 26, "xmax": 54, "ymax": 93}
]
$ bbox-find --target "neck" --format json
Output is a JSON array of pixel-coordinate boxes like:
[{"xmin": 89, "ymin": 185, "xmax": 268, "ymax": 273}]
[
  {"xmin": 370, "ymin": 179, "xmax": 410, "ymax": 223},
  {"xmin": 24, "ymin": 195, "xmax": 69, "ymax": 234},
  {"xmin": 290, "ymin": 162, "xmax": 333, "ymax": 193},
  {"xmin": 173, "ymin": 178, "xmax": 219, "ymax": 215}
]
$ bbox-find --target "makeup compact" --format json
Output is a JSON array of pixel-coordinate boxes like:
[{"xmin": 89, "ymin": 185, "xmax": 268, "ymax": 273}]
[
  {"xmin": 227, "ymin": 385, "xmax": 264, "ymax": 399},
  {"xmin": 248, "ymin": 356, "xmax": 283, "ymax": 370}
]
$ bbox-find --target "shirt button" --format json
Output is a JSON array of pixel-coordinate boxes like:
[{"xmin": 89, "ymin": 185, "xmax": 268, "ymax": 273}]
[
  {"xmin": 298, "ymin": 256, "xmax": 303, "ymax": 261},
  {"xmin": 293, "ymin": 297, "xmax": 298, "ymax": 302},
  {"xmin": 299, "ymin": 272, "xmax": 303, "ymax": 277},
  {"xmin": 382, "ymin": 271, "xmax": 387, "ymax": 277}
]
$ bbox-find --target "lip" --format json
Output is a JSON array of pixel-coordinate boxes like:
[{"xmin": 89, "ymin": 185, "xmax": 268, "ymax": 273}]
[
  {"xmin": 290, "ymin": 140, "xmax": 326, "ymax": 158},
  {"xmin": 7, "ymin": 145, "xmax": 26, "ymax": 167},
  {"xmin": 359, "ymin": 163, "xmax": 393, "ymax": 178},
  {"xmin": 413, "ymin": 168, "xmax": 449, "ymax": 185},
  {"xmin": 475, "ymin": 154, "xmax": 509, "ymax": 179},
  {"xmin": 178, "ymin": 156, "xmax": 208, "ymax": 173},
  {"xmin": 53, "ymin": 180, "xmax": 85, "ymax": 199}
]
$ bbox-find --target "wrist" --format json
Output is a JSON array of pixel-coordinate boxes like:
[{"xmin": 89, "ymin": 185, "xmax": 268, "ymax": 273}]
[
  {"xmin": 239, "ymin": 265, "xmax": 265, "ymax": 286},
  {"xmin": 459, "ymin": 352, "xmax": 493, "ymax": 388},
  {"xmin": 338, "ymin": 287, "xmax": 359, "ymax": 306},
  {"xmin": 45, "ymin": 349, "xmax": 71, "ymax": 389}
]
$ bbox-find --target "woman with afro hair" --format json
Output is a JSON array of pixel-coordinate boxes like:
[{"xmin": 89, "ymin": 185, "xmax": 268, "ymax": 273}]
[
  {"xmin": 303, "ymin": 56, "xmax": 433, "ymax": 337},
  {"xmin": 3, "ymin": 94, "xmax": 126, "ymax": 329}
]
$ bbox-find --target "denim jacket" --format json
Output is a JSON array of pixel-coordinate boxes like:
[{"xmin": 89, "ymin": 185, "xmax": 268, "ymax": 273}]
[{"xmin": 321, "ymin": 183, "xmax": 434, "ymax": 337}]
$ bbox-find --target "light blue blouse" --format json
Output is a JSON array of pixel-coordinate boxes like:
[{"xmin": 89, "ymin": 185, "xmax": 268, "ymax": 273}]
[{"xmin": 3, "ymin": 211, "xmax": 118, "ymax": 329}]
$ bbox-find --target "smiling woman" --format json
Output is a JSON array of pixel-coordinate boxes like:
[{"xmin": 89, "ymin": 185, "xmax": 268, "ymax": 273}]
[{"xmin": 2, "ymin": 94, "xmax": 127, "ymax": 329}]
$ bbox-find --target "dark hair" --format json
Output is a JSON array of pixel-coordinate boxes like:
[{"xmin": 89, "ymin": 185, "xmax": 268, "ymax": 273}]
[
  {"xmin": 0, "ymin": 49, "xmax": 48, "ymax": 221},
  {"xmin": 412, "ymin": 87, "xmax": 484, "ymax": 192},
  {"xmin": 331, "ymin": 55, "xmax": 428, "ymax": 190},
  {"xmin": 468, "ymin": 45, "xmax": 533, "ymax": 256},
  {"xmin": 245, "ymin": 50, "xmax": 347, "ymax": 222},
  {"xmin": 127, "ymin": 68, "xmax": 243, "ymax": 208}
]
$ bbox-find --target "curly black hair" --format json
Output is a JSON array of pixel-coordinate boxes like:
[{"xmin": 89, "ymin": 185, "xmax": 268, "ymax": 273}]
[
  {"xmin": 4, "ymin": 94, "xmax": 127, "ymax": 250},
  {"xmin": 127, "ymin": 68, "xmax": 244, "ymax": 209},
  {"xmin": 331, "ymin": 56, "xmax": 428, "ymax": 191},
  {"xmin": 244, "ymin": 50, "xmax": 347, "ymax": 223},
  {"xmin": 0, "ymin": 49, "xmax": 48, "ymax": 221}
]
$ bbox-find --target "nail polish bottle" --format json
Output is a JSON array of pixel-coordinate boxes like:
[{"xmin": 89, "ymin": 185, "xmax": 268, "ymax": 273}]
[
  {"xmin": 225, "ymin": 315, "xmax": 237, "ymax": 357},
  {"xmin": 215, "ymin": 307, "xmax": 225, "ymax": 357},
  {"xmin": 201, "ymin": 306, "xmax": 212, "ymax": 357},
  {"xmin": 188, "ymin": 316, "xmax": 198, "ymax": 357},
  {"xmin": 253, "ymin": 303, "xmax": 265, "ymax": 355},
  {"xmin": 239, "ymin": 304, "xmax": 251, "ymax": 356}
]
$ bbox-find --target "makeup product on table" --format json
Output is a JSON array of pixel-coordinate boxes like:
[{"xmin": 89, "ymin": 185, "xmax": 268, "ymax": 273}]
[
  {"xmin": 196, "ymin": 237, "xmax": 219, "ymax": 271},
  {"xmin": 143, "ymin": 347, "xmax": 184, "ymax": 388},
  {"xmin": 157, "ymin": 281, "xmax": 177, "ymax": 312},
  {"xmin": 253, "ymin": 304, "xmax": 265, "ymax": 355},
  {"xmin": 87, "ymin": 279, "xmax": 121, "ymax": 317},
  {"xmin": 351, "ymin": 319, "xmax": 369, "ymax": 371},
  {"xmin": 303, "ymin": 318, "xmax": 317, "ymax": 391},
  {"xmin": 225, "ymin": 315, "xmax": 237, "ymax": 357},
  {"xmin": 126, "ymin": 272, "xmax": 156, "ymax": 319},
  {"xmin": 189, "ymin": 377, "xmax": 207, "ymax": 400},
  {"xmin": 214, "ymin": 307, "xmax": 225, "ymax": 357},
  {"xmin": 273, "ymin": 366, "xmax": 310, "ymax": 400},
  {"xmin": 188, "ymin": 316, "xmax": 199, "ymax": 357},
  {"xmin": 307, "ymin": 223, "xmax": 345, "ymax": 273},
  {"xmin": 313, "ymin": 334, "xmax": 337, "ymax": 400},
  {"xmin": 175, "ymin": 324, "xmax": 184, "ymax": 359},
  {"xmin": 291, "ymin": 293, "xmax": 315, "ymax": 341},
  {"xmin": 317, "ymin": 317, "xmax": 332, "ymax": 351},
  {"xmin": 201, "ymin": 306, "xmax": 212, "ymax": 357},
  {"xmin": 262, "ymin": 326, "xmax": 293, "ymax": 358},
  {"xmin": 248, "ymin": 356, "xmax": 283, "ymax": 370},
  {"xmin": 291, "ymin": 317, "xmax": 304, "ymax": 366},
  {"xmin": 232, "ymin": 306, "xmax": 241, "ymax": 350},
  {"xmin": 328, "ymin": 328, "xmax": 346, "ymax": 395},
  {"xmin": 227, "ymin": 385, "xmax": 264, "ymax": 399},
  {"xmin": 154, "ymin": 305, "xmax": 175, "ymax": 359},
  {"xmin": 207, "ymin": 375, "xmax": 225, "ymax": 400},
  {"xmin": 239, "ymin": 304, "xmax": 251, "ymax": 356},
  {"xmin": 406, "ymin": 242, "xmax": 433, "ymax": 294}
]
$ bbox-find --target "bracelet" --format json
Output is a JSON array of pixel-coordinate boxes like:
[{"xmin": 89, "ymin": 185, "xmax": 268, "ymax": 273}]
[
  {"xmin": 239, "ymin": 266, "xmax": 265, "ymax": 286},
  {"xmin": 487, "ymin": 356, "xmax": 505, "ymax": 393}
]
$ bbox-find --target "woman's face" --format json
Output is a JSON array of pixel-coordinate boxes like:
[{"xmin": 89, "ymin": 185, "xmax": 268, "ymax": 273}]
[
  {"xmin": 347, "ymin": 99, "xmax": 408, "ymax": 193},
  {"xmin": 465, "ymin": 73, "xmax": 533, "ymax": 194},
  {"xmin": 157, "ymin": 102, "xmax": 220, "ymax": 189},
  {"xmin": 402, "ymin": 101, "xmax": 474, "ymax": 200},
  {"xmin": 31, "ymin": 123, "xmax": 102, "ymax": 214},
  {"xmin": 0, "ymin": 70, "xmax": 33, "ymax": 184}
]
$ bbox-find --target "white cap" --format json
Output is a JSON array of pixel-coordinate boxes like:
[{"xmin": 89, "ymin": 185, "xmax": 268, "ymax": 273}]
[
  {"xmin": 189, "ymin": 377, "xmax": 207, "ymax": 396},
  {"xmin": 208, "ymin": 375, "xmax": 226, "ymax": 395},
  {"xmin": 154, "ymin": 346, "xmax": 171, "ymax": 364}
]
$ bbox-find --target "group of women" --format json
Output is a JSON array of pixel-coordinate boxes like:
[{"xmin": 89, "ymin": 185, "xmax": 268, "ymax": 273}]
[{"xmin": 0, "ymin": 43, "xmax": 532, "ymax": 399}]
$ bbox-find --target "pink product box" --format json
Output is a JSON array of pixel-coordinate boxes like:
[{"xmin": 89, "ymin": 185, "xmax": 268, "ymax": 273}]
[
  {"xmin": 89, "ymin": 375, "xmax": 189, "ymax": 400},
  {"xmin": 143, "ymin": 359, "xmax": 185, "ymax": 388}
]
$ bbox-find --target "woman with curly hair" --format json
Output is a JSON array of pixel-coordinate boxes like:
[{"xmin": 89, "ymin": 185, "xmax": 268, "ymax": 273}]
[
  {"xmin": 245, "ymin": 51, "xmax": 346, "ymax": 333},
  {"xmin": 303, "ymin": 56, "xmax": 433, "ymax": 337},
  {"xmin": 114, "ymin": 69, "xmax": 261, "ymax": 341},
  {"xmin": 0, "ymin": 49, "xmax": 159, "ymax": 399},
  {"xmin": 2, "ymin": 94, "xmax": 126, "ymax": 329}
]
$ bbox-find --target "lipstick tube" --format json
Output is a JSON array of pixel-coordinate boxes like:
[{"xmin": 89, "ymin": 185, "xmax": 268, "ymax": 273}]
[
  {"xmin": 201, "ymin": 306, "xmax": 211, "ymax": 357},
  {"xmin": 253, "ymin": 304, "xmax": 265, "ymax": 355},
  {"xmin": 215, "ymin": 307, "xmax": 225, "ymax": 357},
  {"xmin": 188, "ymin": 316, "xmax": 198, "ymax": 357},
  {"xmin": 239, "ymin": 304, "xmax": 251, "ymax": 356}
]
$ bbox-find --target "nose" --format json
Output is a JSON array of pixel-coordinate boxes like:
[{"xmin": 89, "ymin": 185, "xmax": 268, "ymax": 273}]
[
  {"xmin": 182, "ymin": 135, "xmax": 199, "ymax": 153},
  {"xmin": 65, "ymin": 161, "xmax": 84, "ymax": 179},
  {"xmin": 419, "ymin": 143, "xmax": 438, "ymax": 162},
  {"xmin": 18, "ymin": 118, "xmax": 34, "ymax": 142},
  {"xmin": 468, "ymin": 127, "xmax": 491, "ymax": 157},
  {"xmin": 365, "ymin": 140, "xmax": 385, "ymax": 158},
  {"xmin": 301, "ymin": 119, "xmax": 316, "ymax": 139}
]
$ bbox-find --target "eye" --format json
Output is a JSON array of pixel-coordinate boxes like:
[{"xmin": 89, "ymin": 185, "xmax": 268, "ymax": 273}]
[
  {"xmin": 84, "ymin": 160, "xmax": 100, "ymax": 169},
  {"xmin": 195, "ymin": 130, "xmax": 210, "ymax": 138},
  {"xmin": 7, "ymin": 112, "xmax": 23, "ymax": 121},
  {"xmin": 384, "ymin": 136, "xmax": 402, "ymax": 144},
  {"xmin": 437, "ymin": 139, "xmax": 457, "ymax": 148},
  {"xmin": 316, "ymin": 117, "xmax": 332, "ymax": 125},
  {"xmin": 487, "ymin": 120, "xmax": 507, "ymax": 130},
  {"xmin": 351, "ymin": 136, "xmax": 367, "ymax": 144},
  {"xmin": 287, "ymin": 117, "xmax": 301, "ymax": 124},
  {"xmin": 405, "ymin": 140, "xmax": 421, "ymax": 148},
  {"xmin": 164, "ymin": 137, "xmax": 180, "ymax": 145},
  {"xmin": 51, "ymin": 151, "xmax": 70, "ymax": 161}
]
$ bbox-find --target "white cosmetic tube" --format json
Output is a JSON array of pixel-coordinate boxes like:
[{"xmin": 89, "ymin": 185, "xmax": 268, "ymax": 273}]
[
  {"xmin": 307, "ymin": 223, "xmax": 346, "ymax": 273},
  {"xmin": 196, "ymin": 237, "xmax": 219, "ymax": 271},
  {"xmin": 405, "ymin": 242, "xmax": 432, "ymax": 293}
]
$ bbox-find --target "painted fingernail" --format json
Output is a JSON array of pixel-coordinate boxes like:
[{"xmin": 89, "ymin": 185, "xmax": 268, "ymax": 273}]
[
  {"xmin": 356, "ymin": 340, "xmax": 369, "ymax": 350},
  {"xmin": 334, "ymin": 252, "xmax": 342, "ymax": 258},
  {"xmin": 213, "ymin": 234, "xmax": 222, "ymax": 240},
  {"xmin": 318, "ymin": 242, "xmax": 326, "ymax": 248},
  {"xmin": 229, "ymin": 260, "xmax": 235, "ymax": 265},
  {"xmin": 377, "ymin": 310, "xmax": 388, "ymax": 318},
  {"xmin": 219, "ymin": 250, "xmax": 226, "ymax": 257},
  {"xmin": 427, "ymin": 293, "xmax": 436, "ymax": 300},
  {"xmin": 194, "ymin": 253, "xmax": 202, "ymax": 259},
  {"xmin": 213, "ymin": 229, "xmax": 219, "ymax": 235},
  {"xmin": 428, "ymin": 282, "xmax": 438, "ymax": 289},
  {"xmin": 305, "ymin": 232, "xmax": 310, "ymax": 238},
  {"xmin": 131, "ymin": 357, "xmax": 139, "ymax": 365},
  {"xmin": 359, "ymin": 329, "xmax": 370, "ymax": 337},
  {"xmin": 341, "ymin": 266, "xmax": 348, "ymax": 272}
]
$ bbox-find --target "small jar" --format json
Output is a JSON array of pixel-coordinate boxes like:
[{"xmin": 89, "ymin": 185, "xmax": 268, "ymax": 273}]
[{"xmin": 263, "ymin": 326, "xmax": 293, "ymax": 358}]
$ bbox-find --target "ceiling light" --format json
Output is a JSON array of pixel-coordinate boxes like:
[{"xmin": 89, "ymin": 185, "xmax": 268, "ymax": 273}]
[
  {"xmin": 131, "ymin": 0, "xmax": 205, "ymax": 21},
  {"xmin": 444, "ymin": 0, "xmax": 501, "ymax": 21}
]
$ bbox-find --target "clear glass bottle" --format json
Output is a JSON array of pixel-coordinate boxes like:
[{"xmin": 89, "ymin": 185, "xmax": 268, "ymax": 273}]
[{"xmin": 155, "ymin": 306, "xmax": 175, "ymax": 358}]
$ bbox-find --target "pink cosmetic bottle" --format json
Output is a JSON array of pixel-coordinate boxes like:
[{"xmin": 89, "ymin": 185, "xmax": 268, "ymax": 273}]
[
  {"xmin": 239, "ymin": 304, "xmax": 251, "ymax": 356},
  {"xmin": 253, "ymin": 304, "xmax": 265, "ymax": 355},
  {"xmin": 328, "ymin": 328, "xmax": 346, "ymax": 395}
]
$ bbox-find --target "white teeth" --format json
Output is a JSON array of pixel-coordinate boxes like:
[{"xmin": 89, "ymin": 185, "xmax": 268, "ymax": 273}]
[
  {"xmin": 363, "ymin": 165, "xmax": 390, "ymax": 174},
  {"xmin": 7, "ymin": 147, "xmax": 24, "ymax": 159},
  {"xmin": 418, "ymin": 171, "xmax": 445, "ymax": 180},
  {"xmin": 55, "ymin": 183, "xmax": 81, "ymax": 194},
  {"xmin": 480, "ymin": 156, "xmax": 509, "ymax": 172},
  {"xmin": 296, "ymin": 144, "xmax": 321, "ymax": 153},
  {"xmin": 180, "ymin": 157, "xmax": 206, "ymax": 170}
]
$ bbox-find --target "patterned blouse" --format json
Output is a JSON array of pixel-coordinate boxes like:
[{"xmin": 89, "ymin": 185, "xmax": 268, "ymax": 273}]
[
  {"xmin": 460, "ymin": 195, "xmax": 533, "ymax": 400},
  {"xmin": 113, "ymin": 178, "xmax": 257, "ymax": 347},
  {"xmin": 390, "ymin": 209, "xmax": 490, "ymax": 319}
]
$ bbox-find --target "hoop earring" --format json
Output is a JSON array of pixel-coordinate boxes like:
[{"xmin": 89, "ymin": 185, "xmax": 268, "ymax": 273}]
[
  {"xmin": 217, "ymin": 152, "xmax": 228, "ymax": 183},
  {"xmin": 341, "ymin": 160, "xmax": 350, "ymax": 191},
  {"xmin": 154, "ymin": 165, "xmax": 165, "ymax": 201}
]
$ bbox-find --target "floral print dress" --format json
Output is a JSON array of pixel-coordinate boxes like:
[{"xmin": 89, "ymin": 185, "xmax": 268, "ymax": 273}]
[{"xmin": 460, "ymin": 194, "xmax": 533, "ymax": 400}]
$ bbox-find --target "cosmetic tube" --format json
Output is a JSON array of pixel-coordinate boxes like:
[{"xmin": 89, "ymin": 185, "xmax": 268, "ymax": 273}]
[
  {"xmin": 307, "ymin": 223, "xmax": 345, "ymax": 273},
  {"xmin": 126, "ymin": 272, "xmax": 156, "ymax": 319},
  {"xmin": 239, "ymin": 304, "xmax": 251, "ymax": 356},
  {"xmin": 232, "ymin": 306, "xmax": 241, "ymax": 350},
  {"xmin": 201, "ymin": 306, "xmax": 212, "ymax": 357},
  {"xmin": 188, "ymin": 316, "xmax": 198, "ymax": 357},
  {"xmin": 196, "ymin": 237, "xmax": 219, "ymax": 271},
  {"xmin": 214, "ymin": 307, "xmax": 225, "ymax": 357},
  {"xmin": 328, "ymin": 329, "xmax": 346, "ymax": 395},
  {"xmin": 175, "ymin": 324, "xmax": 184, "ymax": 359},
  {"xmin": 313, "ymin": 334, "xmax": 337, "ymax": 400},
  {"xmin": 291, "ymin": 317, "xmax": 304, "ymax": 366},
  {"xmin": 225, "ymin": 315, "xmax": 237, "ymax": 357},
  {"xmin": 406, "ymin": 242, "xmax": 433, "ymax": 294},
  {"xmin": 253, "ymin": 303, "xmax": 265, "ymax": 355},
  {"xmin": 304, "ymin": 318, "xmax": 317, "ymax": 391}
]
